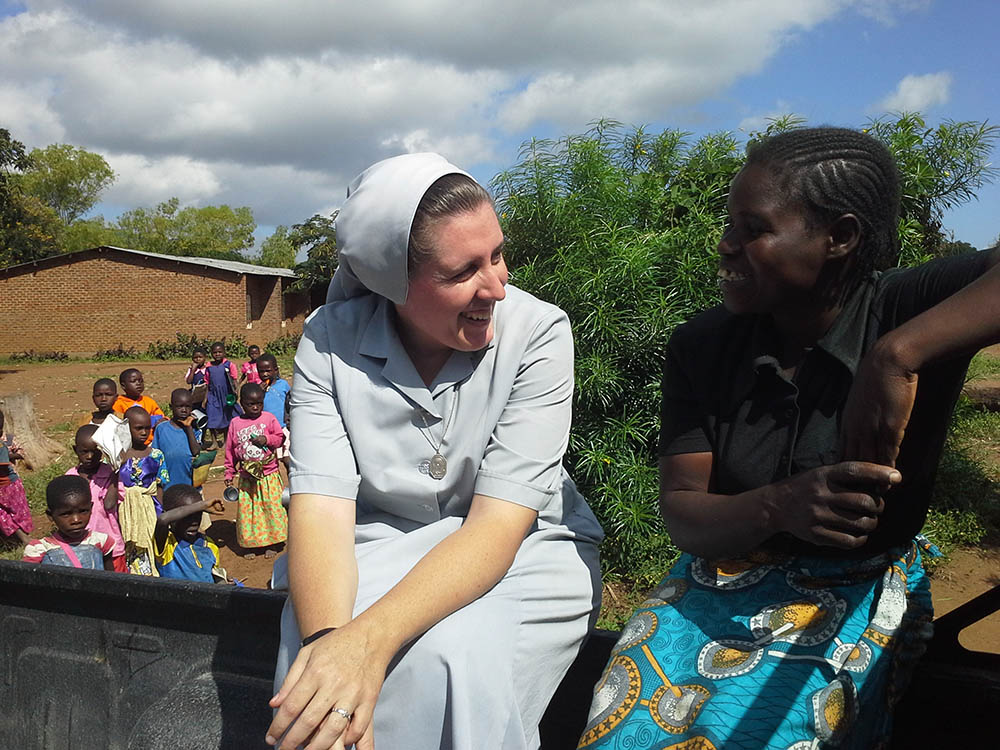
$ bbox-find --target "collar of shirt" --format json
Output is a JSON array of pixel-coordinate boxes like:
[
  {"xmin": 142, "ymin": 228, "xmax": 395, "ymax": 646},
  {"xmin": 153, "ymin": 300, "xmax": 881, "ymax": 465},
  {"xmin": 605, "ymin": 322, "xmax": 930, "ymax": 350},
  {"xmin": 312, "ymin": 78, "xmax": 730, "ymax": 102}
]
[
  {"xmin": 358, "ymin": 296, "xmax": 487, "ymax": 417},
  {"xmin": 723, "ymin": 274, "xmax": 877, "ymax": 413}
]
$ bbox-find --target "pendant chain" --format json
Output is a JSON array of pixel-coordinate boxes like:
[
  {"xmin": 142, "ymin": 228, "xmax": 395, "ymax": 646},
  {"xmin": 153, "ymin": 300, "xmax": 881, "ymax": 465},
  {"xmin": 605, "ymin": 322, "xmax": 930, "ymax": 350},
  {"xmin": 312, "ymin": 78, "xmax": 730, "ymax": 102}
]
[{"xmin": 417, "ymin": 385, "xmax": 460, "ymax": 459}]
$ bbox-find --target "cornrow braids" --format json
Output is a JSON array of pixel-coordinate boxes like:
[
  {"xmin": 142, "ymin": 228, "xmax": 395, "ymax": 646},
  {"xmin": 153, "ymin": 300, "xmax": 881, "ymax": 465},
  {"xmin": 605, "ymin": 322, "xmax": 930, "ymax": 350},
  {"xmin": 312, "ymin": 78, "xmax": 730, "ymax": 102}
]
[
  {"xmin": 746, "ymin": 127, "xmax": 901, "ymax": 292},
  {"xmin": 408, "ymin": 173, "xmax": 493, "ymax": 277}
]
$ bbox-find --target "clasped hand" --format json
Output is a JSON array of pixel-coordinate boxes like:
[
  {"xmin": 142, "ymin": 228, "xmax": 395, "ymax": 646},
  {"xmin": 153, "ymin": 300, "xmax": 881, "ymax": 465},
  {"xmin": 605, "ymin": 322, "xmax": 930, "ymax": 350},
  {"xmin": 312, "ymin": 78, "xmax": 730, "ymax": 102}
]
[
  {"xmin": 266, "ymin": 625, "xmax": 386, "ymax": 750},
  {"xmin": 772, "ymin": 461, "xmax": 900, "ymax": 548}
]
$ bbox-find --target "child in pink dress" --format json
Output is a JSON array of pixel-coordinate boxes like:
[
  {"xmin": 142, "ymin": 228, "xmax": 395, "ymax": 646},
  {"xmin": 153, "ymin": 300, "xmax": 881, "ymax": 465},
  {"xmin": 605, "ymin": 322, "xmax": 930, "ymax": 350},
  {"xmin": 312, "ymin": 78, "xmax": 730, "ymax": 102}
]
[
  {"xmin": 224, "ymin": 383, "xmax": 286, "ymax": 559},
  {"xmin": 66, "ymin": 424, "xmax": 125, "ymax": 572},
  {"xmin": 0, "ymin": 408, "xmax": 32, "ymax": 545},
  {"xmin": 239, "ymin": 344, "xmax": 262, "ymax": 386}
]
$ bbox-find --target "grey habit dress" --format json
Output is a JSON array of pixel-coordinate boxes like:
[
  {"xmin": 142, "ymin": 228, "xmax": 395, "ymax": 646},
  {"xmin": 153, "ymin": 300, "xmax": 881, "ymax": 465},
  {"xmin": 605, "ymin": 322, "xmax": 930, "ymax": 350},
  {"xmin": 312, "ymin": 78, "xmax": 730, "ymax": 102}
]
[{"xmin": 272, "ymin": 153, "xmax": 604, "ymax": 750}]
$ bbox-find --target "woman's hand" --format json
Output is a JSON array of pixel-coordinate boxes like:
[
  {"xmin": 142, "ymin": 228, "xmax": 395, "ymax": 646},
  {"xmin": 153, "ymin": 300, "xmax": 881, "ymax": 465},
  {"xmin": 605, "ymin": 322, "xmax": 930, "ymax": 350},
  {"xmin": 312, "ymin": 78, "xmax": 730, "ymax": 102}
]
[
  {"xmin": 266, "ymin": 624, "xmax": 388, "ymax": 750},
  {"xmin": 839, "ymin": 344, "xmax": 918, "ymax": 467},
  {"xmin": 770, "ymin": 461, "xmax": 900, "ymax": 549}
]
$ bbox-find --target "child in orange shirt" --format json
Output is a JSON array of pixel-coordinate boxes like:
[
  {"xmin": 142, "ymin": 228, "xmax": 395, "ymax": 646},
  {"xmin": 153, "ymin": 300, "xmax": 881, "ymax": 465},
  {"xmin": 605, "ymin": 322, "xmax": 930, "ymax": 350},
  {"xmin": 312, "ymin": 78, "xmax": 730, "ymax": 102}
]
[{"xmin": 113, "ymin": 368, "xmax": 164, "ymax": 443}]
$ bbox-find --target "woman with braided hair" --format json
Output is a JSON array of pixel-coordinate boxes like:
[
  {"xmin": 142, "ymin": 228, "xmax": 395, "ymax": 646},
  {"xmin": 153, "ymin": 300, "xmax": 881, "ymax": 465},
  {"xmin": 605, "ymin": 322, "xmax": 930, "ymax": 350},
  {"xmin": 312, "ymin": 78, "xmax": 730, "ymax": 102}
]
[{"xmin": 581, "ymin": 127, "xmax": 1000, "ymax": 749}]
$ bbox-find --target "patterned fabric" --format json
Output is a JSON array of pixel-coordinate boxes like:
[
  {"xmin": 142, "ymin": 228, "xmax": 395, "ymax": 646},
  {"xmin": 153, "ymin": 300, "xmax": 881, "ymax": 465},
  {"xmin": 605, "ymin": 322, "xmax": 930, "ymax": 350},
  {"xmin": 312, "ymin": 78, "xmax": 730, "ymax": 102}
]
[
  {"xmin": 581, "ymin": 543, "xmax": 933, "ymax": 750},
  {"xmin": 224, "ymin": 413, "xmax": 284, "ymax": 481},
  {"xmin": 236, "ymin": 470, "xmax": 286, "ymax": 548},
  {"xmin": 0, "ymin": 440, "xmax": 31, "ymax": 536},
  {"xmin": 118, "ymin": 449, "xmax": 170, "ymax": 514},
  {"xmin": 0, "ymin": 479, "xmax": 31, "ymax": 536},
  {"xmin": 120, "ymin": 484, "xmax": 159, "ymax": 576}
]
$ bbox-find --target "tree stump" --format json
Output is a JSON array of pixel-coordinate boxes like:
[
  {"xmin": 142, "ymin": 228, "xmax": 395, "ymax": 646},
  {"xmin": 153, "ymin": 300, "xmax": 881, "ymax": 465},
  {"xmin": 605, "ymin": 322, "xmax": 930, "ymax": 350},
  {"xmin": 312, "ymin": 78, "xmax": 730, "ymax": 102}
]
[{"xmin": 0, "ymin": 393, "xmax": 66, "ymax": 471}]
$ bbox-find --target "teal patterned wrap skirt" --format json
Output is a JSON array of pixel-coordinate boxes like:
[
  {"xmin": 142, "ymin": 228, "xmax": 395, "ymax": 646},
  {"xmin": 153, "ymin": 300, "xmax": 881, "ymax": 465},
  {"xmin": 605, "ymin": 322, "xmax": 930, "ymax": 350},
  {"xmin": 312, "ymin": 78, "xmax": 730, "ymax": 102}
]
[{"xmin": 580, "ymin": 542, "xmax": 935, "ymax": 750}]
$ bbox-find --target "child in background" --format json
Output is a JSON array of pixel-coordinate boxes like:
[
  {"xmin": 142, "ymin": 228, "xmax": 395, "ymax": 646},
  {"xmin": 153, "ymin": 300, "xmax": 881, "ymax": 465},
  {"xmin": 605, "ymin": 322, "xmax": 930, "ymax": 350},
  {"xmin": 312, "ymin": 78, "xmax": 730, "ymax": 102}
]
[
  {"xmin": 257, "ymin": 353, "xmax": 291, "ymax": 469},
  {"xmin": 119, "ymin": 406, "xmax": 169, "ymax": 575},
  {"xmin": 113, "ymin": 368, "xmax": 165, "ymax": 442},
  {"xmin": 66, "ymin": 424, "xmax": 125, "ymax": 572},
  {"xmin": 185, "ymin": 347, "xmax": 209, "ymax": 388},
  {"xmin": 22, "ymin": 475, "xmax": 114, "ymax": 570},
  {"xmin": 81, "ymin": 378, "xmax": 118, "ymax": 426},
  {"xmin": 185, "ymin": 347, "xmax": 209, "ymax": 408},
  {"xmin": 204, "ymin": 341, "xmax": 239, "ymax": 449},
  {"xmin": 224, "ymin": 383, "xmax": 286, "ymax": 559},
  {"xmin": 152, "ymin": 389, "xmax": 202, "ymax": 488},
  {"xmin": 154, "ymin": 484, "xmax": 227, "ymax": 583},
  {"xmin": 238, "ymin": 344, "xmax": 262, "ymax": 386},
  {"xmin": 0, "ymin": 409, "xmax": 32, "ymax": 545}
]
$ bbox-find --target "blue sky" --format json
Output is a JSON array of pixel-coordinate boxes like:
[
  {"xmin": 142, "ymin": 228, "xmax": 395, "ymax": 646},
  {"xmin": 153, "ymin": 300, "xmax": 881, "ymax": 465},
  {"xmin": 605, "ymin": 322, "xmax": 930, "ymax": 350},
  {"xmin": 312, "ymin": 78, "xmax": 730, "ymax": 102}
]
[{"xmin": 1, "ymin": 0, "xmax": 997, "ymax": 251}]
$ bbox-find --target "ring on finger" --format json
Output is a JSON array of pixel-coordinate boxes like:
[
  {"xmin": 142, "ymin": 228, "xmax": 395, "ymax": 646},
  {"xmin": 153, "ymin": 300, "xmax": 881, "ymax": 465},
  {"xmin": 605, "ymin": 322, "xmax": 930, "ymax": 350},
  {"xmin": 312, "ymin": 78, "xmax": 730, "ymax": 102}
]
[{"xmin": 330, "ymin": 706, "xmax": 352, "ymax": 721}]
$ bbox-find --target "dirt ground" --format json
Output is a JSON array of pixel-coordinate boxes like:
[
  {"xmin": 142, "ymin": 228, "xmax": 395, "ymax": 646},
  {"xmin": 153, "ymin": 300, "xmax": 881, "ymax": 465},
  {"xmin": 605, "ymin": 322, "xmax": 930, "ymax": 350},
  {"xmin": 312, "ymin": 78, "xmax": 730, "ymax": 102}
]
[{"xmin": 3, "ymin": 355, "xmax": 1000, "ymax": 649}]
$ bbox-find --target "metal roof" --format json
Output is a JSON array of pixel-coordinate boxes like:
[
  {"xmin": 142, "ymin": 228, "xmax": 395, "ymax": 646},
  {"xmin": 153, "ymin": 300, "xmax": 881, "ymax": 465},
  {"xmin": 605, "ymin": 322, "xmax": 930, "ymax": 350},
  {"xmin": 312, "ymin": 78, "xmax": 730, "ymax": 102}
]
[{"xmin": 1, "ymin": 245, "xmax": 297, "ymax": 278}]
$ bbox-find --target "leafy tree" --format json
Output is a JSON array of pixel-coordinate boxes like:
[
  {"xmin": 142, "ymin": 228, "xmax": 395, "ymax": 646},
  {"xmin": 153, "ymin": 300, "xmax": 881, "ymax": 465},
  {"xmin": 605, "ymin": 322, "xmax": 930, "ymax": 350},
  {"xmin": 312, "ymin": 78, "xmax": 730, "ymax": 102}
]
[
  {"xmin": 936, "ymin": 238, "xmax": 978, "ymax": 256},
  {"xmin": 0, "ymin": 128, "xmax": 60, "ymax": 266},
  {"xmin": 257, "ymin": 224, "xmax": 297, "ymax": 268},
  {"xmin": 18, "ymin": 143, "xmax": 115, "ymax": 223},
  {"xmin": 289, "ymin": 212, "xmax": 338, "ymax": 305},
  {"xmin": 115, "ymin": 198, "xmax": 256, "ymax": 260},
  {"xmin": 866, "ymin": 113, "xmax": 999, "ymax": 264},
  {"xmin": 115, "ymin": 198, "xmax": 180, "ymax": 255},
  {"xmin": 60, "ymin": 215, "xmax": 120, "ymax": 253}
]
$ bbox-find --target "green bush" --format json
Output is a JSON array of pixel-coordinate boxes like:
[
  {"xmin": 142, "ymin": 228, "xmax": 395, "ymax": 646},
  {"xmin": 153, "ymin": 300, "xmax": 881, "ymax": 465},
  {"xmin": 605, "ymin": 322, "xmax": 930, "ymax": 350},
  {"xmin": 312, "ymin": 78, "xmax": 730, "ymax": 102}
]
[
  {"xmin": 265, "ymin": 333, "xmax": 302, "ymax": 355},
  {"xmin": 9, "ymin": 350, "xmax": 69, "ymax": 363},
  {"xmin": 93, "ymin": 344, "xmax": 141, "ymax": 361},
  {"xmin": 145, "ymin": 332, "xmax": 249, "ymax": 360}
]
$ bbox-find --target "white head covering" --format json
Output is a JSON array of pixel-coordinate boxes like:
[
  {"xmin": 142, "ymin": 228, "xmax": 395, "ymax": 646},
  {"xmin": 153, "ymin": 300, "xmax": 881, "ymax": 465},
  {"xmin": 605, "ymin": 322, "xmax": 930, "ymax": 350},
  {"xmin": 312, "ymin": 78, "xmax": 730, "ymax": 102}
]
[{"xmin": 327, "ymin": 152, "xmax": 472, "ymax": 305}]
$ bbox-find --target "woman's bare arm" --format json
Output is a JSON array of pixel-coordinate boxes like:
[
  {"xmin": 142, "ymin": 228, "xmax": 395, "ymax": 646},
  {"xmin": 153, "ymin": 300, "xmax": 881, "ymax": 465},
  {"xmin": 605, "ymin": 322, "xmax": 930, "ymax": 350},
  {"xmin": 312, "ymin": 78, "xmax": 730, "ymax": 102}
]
[{"xmin": 287, "ymin": 493, "xmax": 359, "ymax": 637}]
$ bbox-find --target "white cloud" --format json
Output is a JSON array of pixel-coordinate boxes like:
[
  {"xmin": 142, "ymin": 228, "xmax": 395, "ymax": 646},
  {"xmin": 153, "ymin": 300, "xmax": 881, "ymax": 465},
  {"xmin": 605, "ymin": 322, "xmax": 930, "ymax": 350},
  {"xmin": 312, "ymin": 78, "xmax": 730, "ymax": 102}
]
[
  {"xmin": 879, "ymin": 72, "xmax": 952, "ymax": 112},
  {"xmin": 1, "ymin": 0, "xmax": 931, "ymax": 228},
  {"xmin": 0, "ymin": 82, "xmax": 65, "ymax": 146},
  {"xmin": 854, "ymin": 0, "xmax": 931, "ymax": 26},
  {"xmin": 101, "ymin": 153, "xmax": 223, "ymax": 208}
]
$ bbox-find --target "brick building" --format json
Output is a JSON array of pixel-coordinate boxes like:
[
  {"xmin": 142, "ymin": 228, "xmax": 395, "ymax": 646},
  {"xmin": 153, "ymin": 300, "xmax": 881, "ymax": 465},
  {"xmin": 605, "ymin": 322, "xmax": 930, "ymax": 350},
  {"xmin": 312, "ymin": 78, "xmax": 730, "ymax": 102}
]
[{"xmin": 0, "ymin": 246, "xmax": 311, "ymax": 356}]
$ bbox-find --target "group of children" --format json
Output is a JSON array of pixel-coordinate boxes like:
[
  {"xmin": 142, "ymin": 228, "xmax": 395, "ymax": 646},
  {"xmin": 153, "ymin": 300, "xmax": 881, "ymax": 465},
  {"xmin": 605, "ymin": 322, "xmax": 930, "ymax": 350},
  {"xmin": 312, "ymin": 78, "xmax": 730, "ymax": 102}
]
[{"xmin": 1, "ymin": 342, "xmax": 293, "ymax": 583}]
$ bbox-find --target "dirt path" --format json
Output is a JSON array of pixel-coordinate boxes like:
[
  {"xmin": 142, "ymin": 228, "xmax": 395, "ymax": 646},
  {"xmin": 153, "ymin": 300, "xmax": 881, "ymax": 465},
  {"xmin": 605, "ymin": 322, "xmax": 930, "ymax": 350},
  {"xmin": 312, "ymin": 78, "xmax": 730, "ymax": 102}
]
[{"xmin": 5, "ymin": 356, "xmax": 1000, "ymax": 651}]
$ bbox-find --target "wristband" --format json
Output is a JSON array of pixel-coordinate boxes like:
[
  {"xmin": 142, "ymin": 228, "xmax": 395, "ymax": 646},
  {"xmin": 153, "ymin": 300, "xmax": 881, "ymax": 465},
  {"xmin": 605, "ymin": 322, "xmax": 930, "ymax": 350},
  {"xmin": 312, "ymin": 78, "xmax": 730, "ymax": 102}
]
[{"xmin": 300, "ymin": 627, "xmax": 336, "ymax": 648}]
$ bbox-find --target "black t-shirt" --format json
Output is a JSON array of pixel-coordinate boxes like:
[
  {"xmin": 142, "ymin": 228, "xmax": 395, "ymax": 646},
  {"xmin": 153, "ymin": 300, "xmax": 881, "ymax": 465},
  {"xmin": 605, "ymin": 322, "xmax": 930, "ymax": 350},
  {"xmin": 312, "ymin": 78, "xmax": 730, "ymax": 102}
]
[{"xmin": 659, "ymin": 251, "xmax": 994, "ymax": 555}]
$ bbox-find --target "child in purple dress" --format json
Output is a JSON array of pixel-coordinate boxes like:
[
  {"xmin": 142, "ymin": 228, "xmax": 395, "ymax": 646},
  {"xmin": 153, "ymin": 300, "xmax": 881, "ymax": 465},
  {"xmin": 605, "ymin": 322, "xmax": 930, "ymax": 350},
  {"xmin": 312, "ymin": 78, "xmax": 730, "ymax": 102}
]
[{"xmin": 203, "ymin": 341, "xmax": 239, "ymax": 449}]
